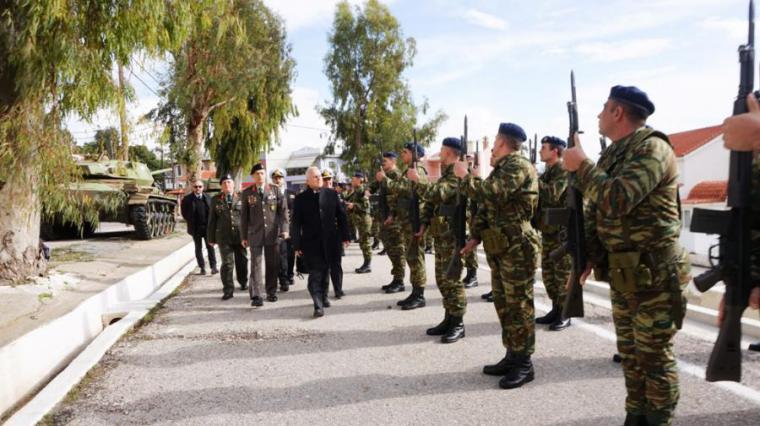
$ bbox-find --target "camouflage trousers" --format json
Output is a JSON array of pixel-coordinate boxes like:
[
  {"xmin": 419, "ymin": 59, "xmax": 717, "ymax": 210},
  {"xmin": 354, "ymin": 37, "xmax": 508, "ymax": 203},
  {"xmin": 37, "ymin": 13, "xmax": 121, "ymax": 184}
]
[
  {"xmin": 612, "ymin": 288, "xmax": 684, "ymax": 424},
  {"xmin": 541, "ymin": 233, "xmax": 570, "ymax": 306},
  {"xmin": 381, "ymin": 218, "xmax": 405, "ymax": 280},
  {"xmin": 486, "ymin": 244, "xmax": 537, "ymax": 356},
  {"xmin": 351, "ymin": 213, "xmax": 372, "ymax": 261},
  {"xmin": 464, "ymin": 249, "xmax": 478, "ymax": 270},
  {"xmin": 434, "ymin": 232, "xmax": 466, "ymax": 316},
  {"xmin": 399, "ymin": 217, "xmax": 427, "ymax": 288},
  {"xmin": 371, "ymin": 212, "xmax": 382, "ymax": 240}
]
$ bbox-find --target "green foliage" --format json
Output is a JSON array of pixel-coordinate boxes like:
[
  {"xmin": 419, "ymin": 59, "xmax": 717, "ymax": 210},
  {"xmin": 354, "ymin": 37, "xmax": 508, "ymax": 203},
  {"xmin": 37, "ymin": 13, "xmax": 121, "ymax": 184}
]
[
  {"xmin": 163, "ymin": 0, "xmax": 297, "ymax": 179},
  {"xmin": 319, "ymin": 0, "xmax": 446, "ymax": 173},
  {"xmin": 128, "ymin": 145, "xmax": 161, "ymax": 170}
]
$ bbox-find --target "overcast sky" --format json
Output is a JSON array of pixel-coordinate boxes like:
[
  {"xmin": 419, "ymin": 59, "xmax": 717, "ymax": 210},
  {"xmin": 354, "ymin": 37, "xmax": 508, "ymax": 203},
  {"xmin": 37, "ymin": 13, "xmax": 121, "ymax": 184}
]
[{"xmin": 66, "ymin": 0, "xmax": 752, "ymax": 162}]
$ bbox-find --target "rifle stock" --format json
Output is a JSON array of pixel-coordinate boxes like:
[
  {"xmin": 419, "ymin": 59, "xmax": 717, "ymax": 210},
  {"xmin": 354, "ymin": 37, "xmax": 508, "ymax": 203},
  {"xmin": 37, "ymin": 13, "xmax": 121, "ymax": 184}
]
[{"xmin": 688, "ymin": 0, "xmax": 755, "ymax": 383}]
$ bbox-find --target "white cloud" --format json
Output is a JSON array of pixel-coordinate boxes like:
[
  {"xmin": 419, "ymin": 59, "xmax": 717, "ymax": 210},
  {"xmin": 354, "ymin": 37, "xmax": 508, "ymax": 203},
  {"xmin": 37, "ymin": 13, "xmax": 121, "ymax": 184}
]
[
  {"xmin": 268, "ymin": 86, "xmax": 331, "ymax": 161},
  {"xmin": 265, "ymin": 0, "xmax": 398, "ymax": 33},
  {"xmin": 699, "ymin": 17, "xmax": 750, "ymax": 41},
  {"xmin": 463, "ymin": 9, "xmax": 508, "ymax": 31},
  {"xmin": 575, "ymin": 38, "xmax": 673, "ymax": 62}
]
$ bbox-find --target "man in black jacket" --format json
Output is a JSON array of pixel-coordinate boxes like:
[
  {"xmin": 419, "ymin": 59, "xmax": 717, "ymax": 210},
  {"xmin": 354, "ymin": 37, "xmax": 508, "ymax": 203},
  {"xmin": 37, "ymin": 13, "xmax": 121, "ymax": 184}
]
[
  {"xmin": 291, "ymin": 167, "xmax": 350, "ymax": 317},
  {"xmin": 181, "ymin": 180, "xmax": 217, "ymax": 275}
]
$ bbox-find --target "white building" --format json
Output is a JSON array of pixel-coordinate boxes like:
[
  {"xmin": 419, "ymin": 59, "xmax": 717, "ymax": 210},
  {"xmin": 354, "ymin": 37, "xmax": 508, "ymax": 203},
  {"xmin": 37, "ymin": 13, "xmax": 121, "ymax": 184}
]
[
  {"xmin": 282, "ymin": 147, "xmax": 346, "ymax": 190},
  {"xmin": 668, "ymin": 125, "xmax": 728, "ymax": 259}
]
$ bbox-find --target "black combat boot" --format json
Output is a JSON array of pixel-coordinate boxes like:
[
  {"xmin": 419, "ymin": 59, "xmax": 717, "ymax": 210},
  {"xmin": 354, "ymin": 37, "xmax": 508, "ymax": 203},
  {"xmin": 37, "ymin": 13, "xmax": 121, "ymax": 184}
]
[
  {"xmin": 382, "ymin": 278, "xmax": 400, "ymax": 291},
  {"xmin": 397, "ymin": 291, "xmax": 415, "ymax": 306},
  {"xmin": 441, "ymin": 316, "xmax": 465, "ymax": 343},
  {"xmin": 378, "ymin": 248, "xmax": 387, "ymax": 255},
  {"xmin": 481, "ymin": 291, "xmax": 494, "ymax": 302},
  {"xmin": 401, "ymin": 287, "xmax": 425, "ymax": 310},
  {"xmin": 549, "ymin": 315, "xmax": 571, "ymax": 331},
  {"xmin": 462, "ymin": 268, "xmax": 478, "ymax": 288},
  {"xmin": 355, "ymin": 258, "xmax": 372, "ymax": 274},
  {"xmin": 498, "ymin": 354, "xmax": 534, "ymax": 389},
  {"xmin": 426, "ymin": 313, "xmax": 451, "ymax": 336},
  {"xmin": 623, "ymin": 413, "xmax": 648, "ymax": 426},
  {"xmin": 535, "ymin": 305, "xmax": 559, "ymax": 325},
  {"xmin": 371, "ymin": 238, "xmax": 380, "ymax": 250},
  {"xmin": 483, "ymin": 350, "xmax": 515, "ymax": 376},
  {"xmin": 424, "ymin": 245, "xmax": 433, "ymax": 254},
  {"xmin": 384, "ymin": 279, "xmax": 406, "ymax": 294}
]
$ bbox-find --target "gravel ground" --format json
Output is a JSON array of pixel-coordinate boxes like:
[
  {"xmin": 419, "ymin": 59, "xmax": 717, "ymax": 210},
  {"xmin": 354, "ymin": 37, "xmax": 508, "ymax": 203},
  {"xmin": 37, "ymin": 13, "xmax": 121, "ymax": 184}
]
[{"xmin": 44, "ymin": 245, "xmax": 760, "ymax": 425}]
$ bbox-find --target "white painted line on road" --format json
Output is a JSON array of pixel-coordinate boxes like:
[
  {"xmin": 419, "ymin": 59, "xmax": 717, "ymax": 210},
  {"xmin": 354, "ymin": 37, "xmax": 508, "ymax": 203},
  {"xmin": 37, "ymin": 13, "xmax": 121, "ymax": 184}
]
[{"xmin": 478, "ymin": 261, "xmax": 760, "ymax": 406}]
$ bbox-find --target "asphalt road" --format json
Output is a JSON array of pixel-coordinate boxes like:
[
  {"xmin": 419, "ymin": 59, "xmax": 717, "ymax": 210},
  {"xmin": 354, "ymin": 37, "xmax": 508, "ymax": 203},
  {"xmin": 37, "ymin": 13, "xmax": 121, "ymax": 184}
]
[{"xmin": 45, "ymin": 244, "xmax": 760, "ymax": 425}]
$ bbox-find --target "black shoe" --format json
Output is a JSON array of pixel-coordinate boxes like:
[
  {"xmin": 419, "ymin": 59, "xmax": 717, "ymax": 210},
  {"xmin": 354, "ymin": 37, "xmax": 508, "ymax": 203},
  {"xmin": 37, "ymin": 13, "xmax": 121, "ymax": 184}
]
[
  {"xmin": 323, "ymin": 298, "xmax": 331, "ymax": 308},
  {"xmin": 198, "ymin": 268, "xmax": 207, "ymax": 276},
  {"xmin": 239, "ymin": 282, "xmax": 248, "ymax": 291},
  {"xmin": 612, "ymin": 353, "xmax": 622, "ymax": 363},
  {"xmin": 426, "ymin": 314, "xmax": 451, "ymax": 336},
  {"xmin": 401, "ymin": 288, "xmax": 425, "ymax": 310},
  {"xmin": 424, "ymin": 246, "xmax": 433, "ymax": 254},
  {"xmin": 498, "ymin": 355, "xmax": 534, "ymax": 389},
  {"xmin": 335, "ymin": 290, "xmax": 345, "ymax": 299},
  {"xmin": 313, "ymin": 308, "xmax": 324, "ymax": 318},
  {"xmin": 221, "ymin": 292, "xmax": 233, "ymax": 300},
  {"xmin": 549, "ymin": 317, "xmax": 571, "ymax": 331},
  {"xmin": 536, "ymin": 305, "xmax": 559, "ymax": 325},
  {"xmin": 750, "ymin": 342, "xmax": 760, "ymax": 352},
  {"xmin": 442, "ymin": 316, "xmax": 465, "ymax": 343},
  {"xmin": 623, "ymin": 413, "xmax": 648, "ymax": 426},
  {"xmin": 280, "ymin": 284, "xmax": 289, "ymax": 292},
  {"xmin": 267, "ymin": 294, "xmax": 278, "ymax": 302},
  {"xmin": 397, "ymin": 291, "xmax": 415, "ymax": 306},
  {"xmin": 251, "ymin": 296, "xmax": 263, "ymax": 307},
  {"xmin": 378, "ymin": 248, "xmax": 387, "ymax": 256},
  {"xmin": 483, "ymin": 350, "xmax": 515, "ymax": 376},
  {"xmin": 355, "ymin": 260, "xmax": 372, "ymax": 274},
  {"xmin": 210, "ymin": 267, "xmax": 219, "ymax": 275},
  {"xmin": 371, "ymin": 239, "xmax": 380, "ymax": 250},
  {"xmin": 482, "ymin": 291, "xmax": 494, "ymax": 302},
  {"xmin": 382, "ymin": 279, "xmax": 399, "ymax": 291},
  {"xmin": 385, "ymin": 281, "xmax": 405, "ymax": 294},
  {"xmin": 462, "ymin": 268, "xmax": 478, "ymax": 288}
]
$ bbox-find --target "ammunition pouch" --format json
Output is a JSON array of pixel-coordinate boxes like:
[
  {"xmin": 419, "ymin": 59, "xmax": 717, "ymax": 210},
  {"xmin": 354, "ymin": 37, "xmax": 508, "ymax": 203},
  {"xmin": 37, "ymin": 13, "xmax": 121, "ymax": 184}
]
[
  {"xmin": 481, "ymin": 228, "xmax": 508, "ymax": 255},
  {"xmin": 430, "ymin": 217, "xmax": 449, "ymax": 237}
]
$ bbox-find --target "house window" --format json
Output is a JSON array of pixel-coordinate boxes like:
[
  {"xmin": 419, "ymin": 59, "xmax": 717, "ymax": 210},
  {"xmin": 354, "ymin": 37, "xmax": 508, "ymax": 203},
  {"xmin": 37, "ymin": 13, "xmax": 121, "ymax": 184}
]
[{"xmin": 287, "ymin": 167, "xmax": 307, "ymax": 176}]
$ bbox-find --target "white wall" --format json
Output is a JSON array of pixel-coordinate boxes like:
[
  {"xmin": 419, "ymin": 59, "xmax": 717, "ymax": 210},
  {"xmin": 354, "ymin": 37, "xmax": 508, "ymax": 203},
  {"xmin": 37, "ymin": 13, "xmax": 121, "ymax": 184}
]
[{"xmin": 677, "ymin": 136, "xmax": 730, "ymax": 199}]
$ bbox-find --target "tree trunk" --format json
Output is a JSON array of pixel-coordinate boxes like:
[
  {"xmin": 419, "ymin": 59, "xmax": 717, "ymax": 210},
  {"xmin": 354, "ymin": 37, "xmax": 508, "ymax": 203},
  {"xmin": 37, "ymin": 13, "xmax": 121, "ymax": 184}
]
[
  {"xmin": 185, "ymin": 109, "xmax": 207, "ymax": 183},
  {"xmin": 0, "ymin": 149, "xmax": 47, "ymax": 282},
  {"xmin": 116, "ymin": 63, "xmax": 129, "ymax": 161}
]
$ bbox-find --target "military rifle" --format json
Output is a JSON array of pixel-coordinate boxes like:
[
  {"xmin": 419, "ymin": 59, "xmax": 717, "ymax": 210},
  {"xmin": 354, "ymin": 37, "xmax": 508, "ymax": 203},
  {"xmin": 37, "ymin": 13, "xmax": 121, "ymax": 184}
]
[
  {"xmin": 545, "ymin": 71, "xmax": 587, "ymax": 319},
  {"xmin": 530, "ymin": 133, "xmax": 538, "ymax": 164},
  {"xmin": 373, "ymin": 150, "xmax": 390, "ymax": 220},
  {"xmin": 447, "ymin": 115, "xmax": 469, "ymax": 279},
  {"xmin": 410, "ymin": 129, "xmax": 422, "ymax": 234},
  {"xmin": 599, "ymin": 136, "xmax": 607, "ymax": 152},
  {"xmin": 689, "ymin": 0, "xmax": 756, "ymax": 383}
]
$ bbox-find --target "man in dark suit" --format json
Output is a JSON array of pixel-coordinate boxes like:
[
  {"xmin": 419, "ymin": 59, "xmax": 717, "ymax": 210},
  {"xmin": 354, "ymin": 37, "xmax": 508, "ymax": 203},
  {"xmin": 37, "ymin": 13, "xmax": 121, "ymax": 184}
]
[
  {"xmin": 208, "ymin": 174, "xmax": 248, "ymax": 300},
  {"xmin": 241, "ymin": 163, "xmax": 289, "ymax": 306},
  {"xmin": 181, "ymin": 180, "xmax": 217, "ymax": 275},
  {"xmin": 292, "ymin": 166, "xmax": 350, "ymax": 317}
]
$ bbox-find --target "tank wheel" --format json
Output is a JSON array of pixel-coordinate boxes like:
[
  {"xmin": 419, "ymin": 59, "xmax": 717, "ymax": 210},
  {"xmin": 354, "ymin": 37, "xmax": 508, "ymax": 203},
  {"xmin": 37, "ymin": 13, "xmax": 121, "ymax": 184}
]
[{"xmin": 131, "ymin": 205, "xmax": 153, "ymax": 240}]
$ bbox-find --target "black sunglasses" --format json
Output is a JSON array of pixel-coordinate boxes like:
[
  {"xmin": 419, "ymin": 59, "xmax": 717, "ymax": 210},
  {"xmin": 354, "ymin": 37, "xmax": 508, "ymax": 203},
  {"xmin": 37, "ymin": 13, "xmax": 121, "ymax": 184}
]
[{"xmin": 194, "ymin": 185, "xmax": 203, "ymax": 188}]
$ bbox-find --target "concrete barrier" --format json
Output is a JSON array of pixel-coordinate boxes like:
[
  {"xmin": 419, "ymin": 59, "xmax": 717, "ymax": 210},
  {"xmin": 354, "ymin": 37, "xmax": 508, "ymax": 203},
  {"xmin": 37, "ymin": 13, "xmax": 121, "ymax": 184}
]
[{"xmin": 0, "ymin": 241, "xmax": 195, "ymax": 420}]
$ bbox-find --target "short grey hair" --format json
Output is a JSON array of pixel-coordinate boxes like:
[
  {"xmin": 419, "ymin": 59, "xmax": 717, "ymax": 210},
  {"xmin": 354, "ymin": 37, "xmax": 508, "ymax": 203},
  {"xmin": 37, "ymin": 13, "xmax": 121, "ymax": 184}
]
[{"xmin": 306, "ymin": 166, "xmax": 321, "ymax": 179}]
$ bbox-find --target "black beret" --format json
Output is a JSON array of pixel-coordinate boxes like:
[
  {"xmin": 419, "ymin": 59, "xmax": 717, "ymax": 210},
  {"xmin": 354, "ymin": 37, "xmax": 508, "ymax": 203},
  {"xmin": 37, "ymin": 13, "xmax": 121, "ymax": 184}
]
[
  {"xmin": 609, "ymin": 85, "xmax": 655, "ymax": 117},
  {"xmin": 250, "ymin": 163, "xmax": 264, "ymax": 174},
  {"xmin": 498, "ymin": 123, "xmax": 527, "ymax": 142},
  {"xmin": 382, "ymin": 151, "xmax": 397, "ymax": 159},
  {"xmin": 541, "ymin": 136, "xmax": 567, "ymax": 148},
  {"xmin": 442, "ymin": 137, "xmax": 463, "ymax": 152},
  {"xmin": 219, "ymin": 173, "xmax": 233, "ymax": 183},
  {"xmin": 403, "ymin": 142, "xmax": 425, "ymax": 158},
  {"xmin": 353, "ymin": 171, "xmax": 365, "ymax": 179}
]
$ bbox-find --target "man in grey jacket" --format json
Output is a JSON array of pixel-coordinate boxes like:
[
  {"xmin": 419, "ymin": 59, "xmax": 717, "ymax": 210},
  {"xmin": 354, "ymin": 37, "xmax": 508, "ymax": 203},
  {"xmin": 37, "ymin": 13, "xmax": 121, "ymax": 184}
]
[{"xmin": 241, "ymin": 163, "xmax": 289, "ymax": 306}]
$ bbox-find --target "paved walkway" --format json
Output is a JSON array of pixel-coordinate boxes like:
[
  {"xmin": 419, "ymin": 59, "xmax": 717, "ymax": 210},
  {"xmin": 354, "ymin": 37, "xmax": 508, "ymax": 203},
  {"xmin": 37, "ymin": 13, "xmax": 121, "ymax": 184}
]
[{"xmin": 45, "ymin": 244, "xmax": 760, "ymax": 425}]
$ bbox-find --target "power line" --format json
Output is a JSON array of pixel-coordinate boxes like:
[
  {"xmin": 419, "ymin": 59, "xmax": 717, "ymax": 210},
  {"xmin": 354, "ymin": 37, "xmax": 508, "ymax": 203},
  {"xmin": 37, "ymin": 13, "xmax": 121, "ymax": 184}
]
[
  {"xmin": 125, "ymin": 66, "xmax": 161, "ymax": 97},
  {"xmin": 134, "ymin": 59, "xmax": 163, "ymax": 87}
]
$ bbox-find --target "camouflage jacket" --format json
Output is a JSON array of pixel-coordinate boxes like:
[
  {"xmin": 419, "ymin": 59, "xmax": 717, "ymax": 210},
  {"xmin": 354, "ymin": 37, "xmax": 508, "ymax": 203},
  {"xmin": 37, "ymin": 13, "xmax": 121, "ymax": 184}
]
[
  {"xmin": 537, "ymin": 161, "xmax": 568, "ymax": 235},
  {"xmin": 576, "ymin": 127, "xmax": 682, "ymax": 260},
  {"xmin": 462, "ymin": 152, "xmax": 539, "ymax": 241},
  {"xmin": 207, "ymin": 191, "xmax": 243, "ymax": 245},
  {"xmin": 386, "ymin": 163, "xmax": 428, "ymax": 221},
  {"xmin": 345, "ymin": 184, "xmax": 370, "ymax": 217},
  {"xmin": 374, "ymin": 166, "xmax": 401, "ymax": 213},
  {"xmin": 419, "ymin": 163, "xmax": 459, "ymax": 237}
]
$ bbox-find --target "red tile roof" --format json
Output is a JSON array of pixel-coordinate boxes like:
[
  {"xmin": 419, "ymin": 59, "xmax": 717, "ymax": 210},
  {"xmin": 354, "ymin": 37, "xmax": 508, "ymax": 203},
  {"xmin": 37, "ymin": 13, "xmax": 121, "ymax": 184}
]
[
  {"xmin": 683, "ymin": 180, "xmax": 727, "ymax": 204},
  {"xmin": 668, "ymin": 125, "xmax": 723, "ymax": 157}
]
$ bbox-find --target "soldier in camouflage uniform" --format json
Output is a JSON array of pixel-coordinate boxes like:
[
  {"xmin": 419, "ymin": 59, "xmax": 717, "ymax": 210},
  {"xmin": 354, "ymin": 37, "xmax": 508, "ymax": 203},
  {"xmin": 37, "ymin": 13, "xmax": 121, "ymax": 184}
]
[
  {"xmin": 346, "ymin": 172, "xmax": 372, "ymax": 273},
  {"xmin": 563, "ymin": 86, "xmax": 690, "ymax": 426},
  {"xmin": 382, "ymin": 142, "xmax": 429, "ymax": 309},
  {"xmin": 410, "ymin": 137, "xmax": 467, "ymax": 342},
  {"xmin": 455, "ymin": 123, "xmax": 540, "ymax": 390},
  {"xmin": 372, "ymin": 152, "xmax": 406, "ymax": 292},
  {"xmin": 207, "ymin": 174, "xmax": 248, "ymax": 300},
  {"xmin": 535, "ymin": 136, "xmax": 572, "ymax": 331}
]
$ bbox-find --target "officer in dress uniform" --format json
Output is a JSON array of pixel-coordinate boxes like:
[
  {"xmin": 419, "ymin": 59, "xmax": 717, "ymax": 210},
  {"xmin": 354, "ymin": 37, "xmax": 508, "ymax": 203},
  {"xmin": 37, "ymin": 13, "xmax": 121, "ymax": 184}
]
[{"xmin": 207, "ymin": 174, "xmax": 248, "ymax": 300}]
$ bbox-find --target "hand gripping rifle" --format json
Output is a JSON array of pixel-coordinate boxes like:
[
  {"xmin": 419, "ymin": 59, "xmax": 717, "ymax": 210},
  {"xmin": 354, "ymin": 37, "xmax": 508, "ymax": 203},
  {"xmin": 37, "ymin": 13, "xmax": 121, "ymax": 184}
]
[
  {"xmin": 410, "ymin": 129, "xmax": 422, "ymax": 234},
  {"xmin": 447, "ymin": 115, "xmax": 469, "ymax": 279},
  {"xmin": 545, "ymin": 71, "xmax": 587, "ymax": 318},
  {"xmin": 689, "ymin": 0, "xmax": 756, "ymax": 383}
]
